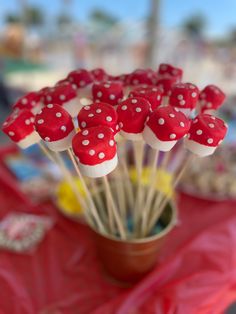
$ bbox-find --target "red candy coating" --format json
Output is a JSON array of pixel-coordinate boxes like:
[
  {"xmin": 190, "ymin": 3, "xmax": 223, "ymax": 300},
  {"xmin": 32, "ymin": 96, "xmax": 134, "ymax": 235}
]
[
  {"xmin": 129, "ymin": 86, "xmax": 163, "ymax": 111},
  {"xmin": 90, "ymin": 68, "xmax": 108, "ymax": 82},
  {"xmin": 42, "ymin": 84, "xmax": 77, "ymax": 106},
  {"xmin": 156, "ymin": 77, "xmax": 178, "ymax": 96},
  {"xmin": 169, "ymin": 82, "xmax": 199, "ymax": 110},
  {"xmin": 128, "ymin": 69, "xmax": 157, "ymax": 86},
  {"xmin": 13, "ymin": 92, "xmax": 41, "ymax": 112},
  {"xmin": 72, "ymin": 126, "xmax": 116, "ymax": 166},
  {"xmin": 157, "ymin": 63, "xmax": 183, "ymax": 81},
  {"xmin": 92, "ymin": 81, "xmax": 123, "ymax": 106},
  {"xmin": 199, "ymin": 85, "xmax": 226, "ymax": 112},
  {"xmin": 67, "ymin": 69, "xmax": 93, "ymax": 88}
]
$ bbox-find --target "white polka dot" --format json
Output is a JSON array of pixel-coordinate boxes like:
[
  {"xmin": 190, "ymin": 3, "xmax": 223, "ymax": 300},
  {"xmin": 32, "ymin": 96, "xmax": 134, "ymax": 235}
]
[
  {"xmin": 169, "ymin": 113, "xmax": 175, "ymax": 118},
  {"xmin": 193, "ymin": 119, "xmax": 198, "ymax": 124},
  {"xmin": 106, "ymin": 116, "xmax": 112, "ymax": 122},
  {"xmin": 116, "ymin": 125, "xmax": 119, "ymax": 130},
  {"xmin": 109, "ymin": 94, "xmax": 115, "ymax": 100},
  {"xmin": 81, "ymin": 121, "xmax": 86, "ymax": 128},
  {"xmin": 179, "ymin": 100, "xmax": 186, "ymax": 106},
  {"xmin": 45, "ymin": 137, "xmax": 50, "ymax": 142},
  {"xmin": 88, "ymin": 113, "xmax": 94, "ymax": 118},
  {"xmin": 180, "ymin": 122, "xmax": 185, "ymax": 127},
  {"xmin": 56, "ymin": 112, "xmax": 62, "ymax": 118},
  {"xmin": 119, "ymin": 122, "xmax": 123, "ymax": 128},
  {"xmin": 109, "ymin": 140, "xmax": 115, "ymax": 146},
  {"xmin": 131, "ymin": 99, "xmax": 137, "ymax": 104},
  {"xmin": 84, "ymin": 106, "xmax": 90, "ymax": 110},
  {"xmin": 170, "ymin": 133, "xmax": 176, "ymax": 139},
  {"xmin": 207, "ymin": 103, "xmax": 212, "ymax": 108},
  {"xmin": 157, "ymin": 95, "xmax": 161, "ymax": 101},
  {"xmin": 82, "ymin": 140, "xmax": 89, "ymax": 146},
  {"xmin": 189, "ymin": 85, "xmax": 195, "ymax": 89},
  {"xmin": 133, "ymin": 79, "xmax": 139, "ymax": 85},
  {"xmin": 38, "ymin": 119, "xmax": 44, "ymax": 124},
  {"xmin": 47, "ymin": 104, "xmax": 53, "ymax": 108},
  {"xmin": 98, "ymin": 133, "xmax": 104, "ymax": 139},
  {"xmin": 80, "ymin": 80, "xmax": 85, "ymax": 87},
  {"xmin": 72, "ymin": 84, "xmax": 77, "ymax": 90},
  {"xmin": 97, "ymin": 91, "xmax": 102, "ymax": 98},
  {"xmin": 60, "ymin": 95, "xmax": 66, "ymax": 101},
  {"xmin": 140, "ymin": 91, "xmax": 145, "ymax": 94},
  {"xmin": 9, "ymin": 131, "xmax": 15, "ymax": 136},
  {"xmin": 82, "ymin": 130, "xmax": 89, "ymax": 136},
  {"xmin": 210, "ymin": 116, "xmax": 216, "ymax": 120},
  {"xmin": 96, "ymin": 109, "xmax": 102, "ymax": 113},
  {"xmin": 99, "ymin": 152, "xmax": 105, "ymax": 159},
  {"xmin": 89, "ymin": 149, "xmax": 95, "ymax": 156},
  {"xmin": 21, "ymin": 98, "xmax": 28, "ymax": 104},
  {"xmin": 177, "ymin": 94, "xmax": 183, "ymax": 100},
  {"xmin": 158, "ymin": 118, "xmax": 165, "ymax": 125},
  {"xmin": 174, "ymin": 108, "xmax": 179, "ymax": 112},
  {"xmin": 25, "ymin": 119, "xmax": 30, "ymax": 125},
  {"xmin": 207, "ymin": 138, "xmax": 213, "ymax": 144},
  {"xmin": 61, "ymin": 126, "xmax": 67, "ymax": 132},
  {"xmin": 47, "ymin": 96, "xmax": 52, "ymax": 101},
  {"xmin": 104, "ymin": 84, "xmax": 110, "ymax": 88},
  {"xmin": 30, "ymin": 117, "xmax": 34, "ymax": 123},
  {"xmin": 208, "ymin": 123, "xmax": 214, "ymax": 128},
  {"xmin": 196, "ymin": 129, "xmax": 203, "ymax": 135},
  {"xmin": 191, "ymin": 92, "xmax": 197, "ymax": 98},
  {"xmin": 122, "ymin": 105, "xmax": 127, "ymax": 110},
  {"xmin": 136, "ymin": 107, "xmax": 142, "ymax": 112}
]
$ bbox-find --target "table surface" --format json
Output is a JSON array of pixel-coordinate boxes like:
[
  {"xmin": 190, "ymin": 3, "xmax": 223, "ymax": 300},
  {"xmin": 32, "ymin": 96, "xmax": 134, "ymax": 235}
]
[{"xmin": 0, "ymin": 146, "xmax": 235, "ymax": 314}]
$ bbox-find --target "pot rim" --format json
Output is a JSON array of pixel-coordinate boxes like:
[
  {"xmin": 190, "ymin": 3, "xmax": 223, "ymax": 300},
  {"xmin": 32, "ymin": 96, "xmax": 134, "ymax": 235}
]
[{"xmin": 91, "ymin": 201, "xmax": 177, "ymax": 244}]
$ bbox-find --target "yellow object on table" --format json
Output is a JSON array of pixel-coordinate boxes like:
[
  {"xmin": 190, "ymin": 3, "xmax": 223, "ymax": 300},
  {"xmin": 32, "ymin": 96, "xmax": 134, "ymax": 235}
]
[
  {"xmin": 130, "ymin": 166, "xmax": 174, "ymax": 198},
  {"xmin": 56, "ymin": 179, "xmax": 86, "ymax": 217}
]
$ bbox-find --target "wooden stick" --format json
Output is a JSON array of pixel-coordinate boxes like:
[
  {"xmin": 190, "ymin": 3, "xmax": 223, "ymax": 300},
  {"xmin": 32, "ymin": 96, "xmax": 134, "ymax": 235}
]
[
  {"xmin": 38, "ymin": 142, "xmax": 55, "ymax": 162},
  {"xmin": 113, "ymin": 168, "xmax": 127, "ymax": 223},
  {"xmin": 102, "ymin": 176, "xmax": 115, "ymax": 232},
  {"xmin": 102, "ymin": 176, "xmax": 126, "ymax": 239},
  {"xmin": 146, "ymin": 154, "xmax": 195, "ymax": 235},
  {"xmin": 120, "ymin": 157, "xmax": 134, "ymax": 209},
  {"xmin": 67, "ymin": 148, "xmax": 106, "ymax": 234}
]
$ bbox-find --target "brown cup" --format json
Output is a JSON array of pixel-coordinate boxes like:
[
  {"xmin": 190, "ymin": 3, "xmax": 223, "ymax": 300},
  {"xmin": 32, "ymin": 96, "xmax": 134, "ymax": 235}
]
[{"xmin": 92, "ymin": 202, "xmax": 177, "ymax": 284}]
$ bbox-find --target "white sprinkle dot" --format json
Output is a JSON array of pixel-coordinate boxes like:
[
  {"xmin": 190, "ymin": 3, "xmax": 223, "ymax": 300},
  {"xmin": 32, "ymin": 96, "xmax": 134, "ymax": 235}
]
[
  {"xmin": 157, "ymin": 95, "xmax": 161, "ymax": 101},
  {"xmin": 98, "ymin": 152, "xmax": 105, "ymax": 159},
  {"xmin": 96, "ymin": 109, "xmax": 102, "ymax": 113},
  {"xmin": 25, "ymin": 119, "xmax": 30, "ymax": 125},
  {"xmin": 22, "ymin": 98, "xmax": 28, "ymax": 104},
  {"xmin": 89, "ymin": 149, "xmax": 95, "ymax": 156},
  {"xmin": 82, "ymin": 130, "xmax": 89, "ymax": 136},
  {"xmin": 122, "ymin": 105, "xmax": 127, "ymax": 110},
  {"xmin": 180, "ymin": 122, "xmax": 185, "ymax": 127},
  {"xmin": 47, "ymin": 96, "xmax": 52, "ymax": 101},
  {"xmin": 133, "ymin": 79, "xmax": 139, "ymax": 85},
  {"xmin": 45, "ymin": 137, "xmax": 50, "ymax": 142},
  {"xmin": 207, "ymin": 103, "xmax": 212, "ymax": 108},
  {"xmin": 109, "ymin": 140, "xmax": 115, "ymax": 146},
  {"xmin": 38, "ymin": 119, "xmax": 44, "ymax": 124},
  {"xmin": 179, "ymin": 100, "xmax": 186, "ymax": 106},
  {"xmin": 109, "ymin": 94, "xmax": 115, "ymax": 100},
  {"xmin": 207, "ymin": 138, "xmax": 213, "ymax": 144},
  {"xmin": 119, "ymin": 122, "xmax": 123, "ymax": 128},
  {"xmin": 193, "ymin": 119, "xmax": 198, "ymax": 124},
  {"xmin": 174, "ymin": 108, "xmax": 179, "ymax": 112},
  {"xmin": 61, "ymin": 126, "xmax": 67, "ymax": 132},
  {"xmin": 9, "ymin": 131, "xmax": 15, "ymax": 136},
  {"xmin": 196, "ymin": 129, "xmax": 203, "ymax": 135},
  {"xmin": 82, "ymin": 140, "xmax": 89, "ymax": 146},
  {"xmin": 158, "ymin": 118, "xmax": 165, "ymax": 125},
  {"xmin": 177, "ymin": 94, "xmax": 184, "ymax": 100},
  {"xmin": 88, "ymin": 113, "xmax": 94, "ymax": 118},
  {"xmin": 208, "ymin": 123, "xmax": 214, "ymax": 128},
  {"xmin": 47, "ymin": 104, "xmax": 53, "ymax": 108},
  {"xmin": 211, "ymin": 116, "xmax": 216, "ymax": 120},
  {"xmin": 98, "ymin": 133, "xmax": 104, "ymax": 139},
  {"xmin": 84, "ymin": 106, "xmax": 90, "ymax": 110},
  {"xmin": 106, "ymin": 116, "xmax": 112, "ymax": 122},
  {"xmin": 131, "ymin": 99, "xmax": 137, "ymax": 104},
  {"xmin": 192, "ymin": 92, "xmax": 197, "ymax": 98},
  {"xmin": 170, "ymin": 133, "xmax": 176, "ymax": 139},
  {"xmin": 136, "ymin": 107, "xmax": 142, "ymax": 112},
  {"xmin": 30, "ymin": 117, "xmax": 34, "ymax": 123},
  {"xmin": 56, "ymin": 112, "xmax": 62, "ymax": 118},
  {"xmin": 169, "ymin": 113, "xmax": 175, "ymax": 118},
  {"xmin": 97, "ymin": 91, "xmax": 102, "ymax": 98},
  {"xmin": 104, "ymin": 84, "xmax": 110, "ymax": 88},
  {"xmin": 60, "ymin": 95, "xmax": 66, "ymax": 101},
  {"xmin": 81, "ymin": 121, "xmax": 86, "ymax": 128}
]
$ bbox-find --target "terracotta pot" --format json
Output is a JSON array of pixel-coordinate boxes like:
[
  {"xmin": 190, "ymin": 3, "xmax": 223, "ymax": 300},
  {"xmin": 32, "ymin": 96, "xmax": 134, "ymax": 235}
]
[{"xmin": 92, "ymin": 202, "xmax": 177, "ymax": 284}]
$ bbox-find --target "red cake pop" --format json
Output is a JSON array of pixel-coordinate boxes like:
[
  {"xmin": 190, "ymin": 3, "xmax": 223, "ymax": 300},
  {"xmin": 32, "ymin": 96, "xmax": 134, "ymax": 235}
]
[
  {"xmin": 92, "ymin": 81, "xmax": 123, "ymax": 107},
  {"xmin": 156, "ymin": 77, "xmax": 178, "ymax": 97},
  {"xmin": 185, "ymin": 114, "xmax": 228, "ymax": 156},
  {"xmin": 169, "ymin": 82, "xmax": 199, "ymax": 116},
  {"xmin": 13, "ymin": 92, "xmax": 42, "ymax": 115},
  {"xmin": 157, "ymin": 63, "xmax": 183, "ymax": 81},
  {"xmin": 72, "ymin": 126, "xmax": 117, "ymax": 178},
  {"xmin": 77, "ymin": 102, "xmax": 119, "ymax": 134},
  {"xmin": 128, "ymin": 69, "xmax": 157, "ymax": 87},
  {"xmin": 199, "ymin": 85, "xmax": 226, "ymax": 113},
  {"xmin": 35, "ymin": 104, "xmax": 75, "ymax": 151},
  {"xmin": 117, "ymin": 97, "xmax": 151, "ymax": 140},
  {"xmin": 2, "ymin": 109, "xmax": 40, "ymax": 148},
  {"xmin": 143, "ymin": 106, "xmax": 190, "ymax": 151},
  {"xmin": 129, "ymin": 86, "xmax": 163, "ymax": 111},
  {"xmin": 42, "ymin": 83, "xmax": 79, "ymax": 117},
  {"xmin": 90, "ymin": 68, "xmax": 108, "ymax": 82}
]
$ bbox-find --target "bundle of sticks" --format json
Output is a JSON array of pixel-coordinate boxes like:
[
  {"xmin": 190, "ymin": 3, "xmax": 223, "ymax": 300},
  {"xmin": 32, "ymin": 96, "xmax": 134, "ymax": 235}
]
[{"xmin": 2, "ymin": 64, "xmax": 228, "ymax": 239}]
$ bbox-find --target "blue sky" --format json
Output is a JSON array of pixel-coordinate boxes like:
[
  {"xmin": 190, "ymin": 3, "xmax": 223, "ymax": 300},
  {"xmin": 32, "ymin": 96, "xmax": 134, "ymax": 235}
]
[{"xmin": 1, "ymin": 0, "xmax": 236, "ymax": 37}]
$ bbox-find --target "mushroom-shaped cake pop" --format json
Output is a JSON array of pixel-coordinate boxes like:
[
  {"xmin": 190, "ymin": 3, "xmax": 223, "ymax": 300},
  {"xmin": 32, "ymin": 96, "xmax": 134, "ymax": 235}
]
[
  {"xmin": 156, "ymin": 77, "xmax": 178, "ymax": 97},
  {"xmin": 157, "ymin": 63, "xmax": 183, "ymax": 81},
  {"xmin": 90, "ymin": 68, "xmax": 108, "ymax": 82},
  {"xmin": 169, "ymin": 82, "xmax": 199, "ymax": 115},
  {"xmin": 129, "ymin": 86, "xmax": 163, "ymax": 111},
  {"xmin": 72, "ymin": 125, "xmax": 117, "ymax": 178},
  {"xmin": 77, "ymin": 102, "xmax": 119, "ymax": 134},
  {"xmin": 110, "ymin": 73, "xmax": 130, "ymax": 86},
  {"xmin": 67, "ymin": 69, "xmax": 94, "ymax": 102},
  {"xmin": 199, "ymin": 85, "xmax": 226, "ymax": 113},
  {"xmin": 13, "ymin": 92, "xmax": 42, "ymax": 115},
  {"xmin": 2, "ymin": 109, "xmax": 40, "ymax": 149},
  {"xmin": 185, "ymin": 114, "xmax": 228, "ymax": 157},
  {"xmin": 92, "ymin": 81, "xmax": 123, "ymax": 107},
  {"xmin": 117, "ymin": 97, "xmax": 151, "ymax": 140},
  {"xmin": 143, "ymin": 106, "xmax": 191, "ymax": 151},
  {"xmin": 128, "ymin": 69, "xmax": 157, "ymax": 87},
  {"xmin": 35, "ymin": 104, "xmax": 75, "ymax": 151},
  {"xmin": 43, "ymin": 83, "xmax": 79, "ymax": 117}
]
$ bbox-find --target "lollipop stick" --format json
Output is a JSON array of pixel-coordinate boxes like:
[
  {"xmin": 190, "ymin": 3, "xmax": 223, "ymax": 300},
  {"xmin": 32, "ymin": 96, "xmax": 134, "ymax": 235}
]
[
  {"xmin": 67, "ymin": 148, "xmax": 106, "ymax": 234},
  {"xmin": 146, "ymin": 154, "xmax": 195, "ymax": 235},
  {"xmin": 38, "ymin": 142, "xmax": 55, "ymax": 162},
  {"xmin": 120, "ymin": 157, "xmax": 134, "ymax": 209},
  {"xmin": 102, "ymin": 176, "xmax": 126, "ymax": 239}
]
